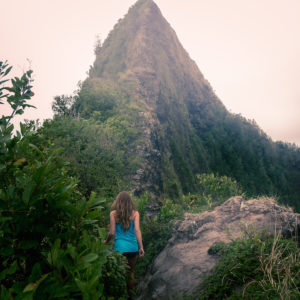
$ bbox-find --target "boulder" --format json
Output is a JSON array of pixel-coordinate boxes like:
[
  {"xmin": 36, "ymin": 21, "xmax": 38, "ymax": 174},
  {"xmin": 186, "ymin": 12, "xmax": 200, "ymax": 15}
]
[{"xmin": 136, "ymin": 196, "xmax": 300, "ymax": 299}]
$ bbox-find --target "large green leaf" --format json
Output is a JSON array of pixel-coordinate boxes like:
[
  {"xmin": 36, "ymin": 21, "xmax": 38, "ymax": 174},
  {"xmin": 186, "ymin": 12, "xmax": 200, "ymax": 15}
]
[
  {"xmin": 81, "ymin": 253, "xmax": 98, "ymax": 264},
  {"xmin": 23, "ymin": 273, "xmax": 49, "ymax": 293},
  {"xmin": 3, "ymin": 66, "xmax": 12, "ymax": 76},
  {"xmin": 22, "ymin": 182, "xmax": 35, "ymax": 205},
  {"xmin": 0, "ymin": 261, "xmax": 18, "ymax": 280},
  {"xmin": 0, "ymin": 286, "xmax": 12, "ymax": 300}
]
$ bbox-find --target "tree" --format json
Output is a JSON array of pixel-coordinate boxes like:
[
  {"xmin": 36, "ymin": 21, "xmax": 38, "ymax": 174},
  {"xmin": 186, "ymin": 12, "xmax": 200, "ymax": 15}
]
[
  {"xmin": 51, "ymin": 94, "xmax": 76, "ymax": 118},
  {"xmin": 94, "ymin": 34, "xmax": 102, "ymax": 56}
]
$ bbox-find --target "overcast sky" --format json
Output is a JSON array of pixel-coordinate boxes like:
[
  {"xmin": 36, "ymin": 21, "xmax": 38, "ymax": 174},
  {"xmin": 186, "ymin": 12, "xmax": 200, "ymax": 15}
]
[{"xmin": 1, "ymin": 0, "xmax": 299, "ymax": 146}]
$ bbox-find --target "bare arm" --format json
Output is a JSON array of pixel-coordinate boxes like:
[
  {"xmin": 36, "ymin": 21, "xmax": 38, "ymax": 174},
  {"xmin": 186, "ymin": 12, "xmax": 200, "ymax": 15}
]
[
  {"xmin": 134, "ymin": 211, "xmax": 144, "ymax": 257},
  {"xmin": 104, "ymin": 211, "xmax": 116, "ymax": 244}
]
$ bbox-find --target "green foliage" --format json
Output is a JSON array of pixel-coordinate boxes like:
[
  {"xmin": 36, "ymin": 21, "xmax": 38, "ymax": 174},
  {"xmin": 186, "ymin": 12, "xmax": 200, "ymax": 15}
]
[
  {"xmin": 183, "ymin": 173, "xmax": 243, "ymax": 212},
  {"xmin": 193, "ymin": 232, "xmax": 300, "ymax": 299},
  {"xmin": 38, "ymin": 74, "xmax": 147, "ymax": 199},
  {"xmin": 101, "ymin": 253, "xmax": 128, "ymax": 298},
  {"xmin": 74, "ymin": 79, "xmax": 118, "ymax": 121},
  {"xmin": 39, "ymin": 117, "xmax": 126, "ymax": 198},
  {"xmin": 52, "ymin": 94, "xmax": 76, "ymax": 118},
  {"xmin": 0, "ymin": 60, "xmax": 35, "ymax": 126},
  {"xmin": 194, "ymin": 111, "xmax": 300, "ymax": 211},
  {"xmin": 207, "ymin": 241, "xmax": 226, "ymax": 256},
  {"xmin": 159, "ymin": 198, "xmax": 184, "ymax": 223},
  {"xmin": 133, "ymin": 192, "xmax": 150, "ymax": 221},
  {"xmin": 0, "ymin": 61, "xmax": 127, "ymax": 299},
  {"xmin": 155, "ymin": 80, "xmax": 300, "ymax": 210}
]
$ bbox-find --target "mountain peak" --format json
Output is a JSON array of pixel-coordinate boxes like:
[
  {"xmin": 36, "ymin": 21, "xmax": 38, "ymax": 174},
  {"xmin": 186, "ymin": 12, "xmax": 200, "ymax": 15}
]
[
  {"xmin": 92, "ymin": 0, "xmax": 169, "ymax": 75},
  {"xmin": 134, "ymin": 0, "xmax": 157, "ymax": 9},
  {"xmin": 91, "ymin": 0, "xmax": 213, "ymax": 101}
]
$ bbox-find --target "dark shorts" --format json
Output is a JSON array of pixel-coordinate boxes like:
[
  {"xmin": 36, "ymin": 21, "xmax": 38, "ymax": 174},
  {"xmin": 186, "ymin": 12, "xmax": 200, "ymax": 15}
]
[{"xmin": 122, "ymin": 251, "xmax": 139, "ymax": 259}]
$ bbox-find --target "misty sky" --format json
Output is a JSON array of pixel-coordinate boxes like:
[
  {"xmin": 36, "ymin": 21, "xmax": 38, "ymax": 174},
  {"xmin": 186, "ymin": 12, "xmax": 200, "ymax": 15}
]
[{"xmin": 1, "ymin": 0, "xmax": 300, "ymax": 145}]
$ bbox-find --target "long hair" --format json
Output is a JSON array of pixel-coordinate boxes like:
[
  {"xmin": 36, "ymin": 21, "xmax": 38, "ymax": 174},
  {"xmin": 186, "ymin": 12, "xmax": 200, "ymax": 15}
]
[{"xmin": 112, "ymin": 191, "xmax": 136, "ymax": 231}]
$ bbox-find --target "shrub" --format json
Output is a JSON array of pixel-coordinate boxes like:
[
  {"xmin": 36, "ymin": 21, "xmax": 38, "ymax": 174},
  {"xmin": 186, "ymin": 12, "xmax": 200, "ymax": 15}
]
[
  {"xmin": 193, "ymin": 231, "xmax": 300, "ymax": 299},
  {"xmin": 183, "ymin": 173, "xmax": 243, "ymax": 212},
  {"xmin": 207, "ymin": 241, "xmax": 226, "ymax": 256},
  {"xmin": 0, "ymin": 61, "xmax": 127, "ymax": 299}
]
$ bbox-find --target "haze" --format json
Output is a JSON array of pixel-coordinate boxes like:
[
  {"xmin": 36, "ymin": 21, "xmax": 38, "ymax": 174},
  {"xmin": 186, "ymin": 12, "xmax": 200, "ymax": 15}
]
[{"xmin": 1, "ymin": 0, "xmax": 299, "ymax": 145}]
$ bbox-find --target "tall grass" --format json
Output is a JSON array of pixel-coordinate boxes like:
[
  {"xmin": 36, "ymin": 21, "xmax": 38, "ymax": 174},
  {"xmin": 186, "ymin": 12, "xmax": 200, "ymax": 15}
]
[
  {"xmin": 194, "ymin": 228, "xmax": 300, "ymax": 299},
  {"xmin": 253, "ymin": 230, "xmax": 300, "ymax": 299}
]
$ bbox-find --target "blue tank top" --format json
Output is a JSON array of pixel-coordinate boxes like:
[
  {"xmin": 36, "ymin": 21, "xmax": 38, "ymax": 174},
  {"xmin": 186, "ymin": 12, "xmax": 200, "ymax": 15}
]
[{"xmin": 114, "ymin": 220, "xmax": 138, "ymax": 253}]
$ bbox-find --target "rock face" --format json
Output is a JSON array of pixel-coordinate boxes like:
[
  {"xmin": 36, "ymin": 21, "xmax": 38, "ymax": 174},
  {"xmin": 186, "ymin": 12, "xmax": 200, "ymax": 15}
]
[{"xmin": 136, "ymin": 197, "xmax": 300, "ymax": 299}]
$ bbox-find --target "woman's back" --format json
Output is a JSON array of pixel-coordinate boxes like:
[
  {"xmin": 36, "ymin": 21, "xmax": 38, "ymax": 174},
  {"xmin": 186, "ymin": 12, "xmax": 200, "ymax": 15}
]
[{"xmin": 114, "ymin": 219, "xmax": 138, "ymax": 253}]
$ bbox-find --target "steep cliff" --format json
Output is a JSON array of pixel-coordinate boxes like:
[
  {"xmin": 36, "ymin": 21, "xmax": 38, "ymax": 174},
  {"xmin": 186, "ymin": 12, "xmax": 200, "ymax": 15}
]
[{"xmin": 74, "ymin": 0, "xmax": 300, "ymax": 208}]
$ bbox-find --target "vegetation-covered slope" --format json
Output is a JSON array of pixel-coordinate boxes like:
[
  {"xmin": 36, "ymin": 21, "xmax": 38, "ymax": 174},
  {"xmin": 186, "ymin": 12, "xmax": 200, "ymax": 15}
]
[{"xmin": 54, "ymin": 0, "xmax": 299, "ymax": 209}]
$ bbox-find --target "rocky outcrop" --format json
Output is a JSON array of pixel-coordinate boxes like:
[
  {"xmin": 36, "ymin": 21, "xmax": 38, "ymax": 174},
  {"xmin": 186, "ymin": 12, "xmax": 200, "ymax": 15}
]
[{"xmin": 136, "ymin": 196, "xmax": 300, "ymax": 299}]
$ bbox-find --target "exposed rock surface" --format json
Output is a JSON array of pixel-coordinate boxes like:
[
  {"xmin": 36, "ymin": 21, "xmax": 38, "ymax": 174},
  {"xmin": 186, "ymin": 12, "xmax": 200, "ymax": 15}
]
[{"xmin": 136, "ymin": 196, "xmax": 300, "ymax": 299}]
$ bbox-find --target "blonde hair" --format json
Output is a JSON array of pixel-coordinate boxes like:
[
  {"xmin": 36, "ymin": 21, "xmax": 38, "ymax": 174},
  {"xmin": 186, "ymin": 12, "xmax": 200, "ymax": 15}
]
[{"xmin": 112, "ymin": 191, "xmax": 136, "ymax": 231}]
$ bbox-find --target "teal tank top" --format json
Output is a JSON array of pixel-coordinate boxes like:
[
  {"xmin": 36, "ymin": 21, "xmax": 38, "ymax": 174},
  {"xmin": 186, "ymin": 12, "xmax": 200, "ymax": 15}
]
[{"xmin": 114, "ymin": 220, "xmax": 138, "ymax": 253}]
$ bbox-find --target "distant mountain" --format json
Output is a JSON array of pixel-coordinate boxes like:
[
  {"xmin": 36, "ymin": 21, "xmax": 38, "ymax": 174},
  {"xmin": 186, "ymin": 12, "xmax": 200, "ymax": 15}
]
[{"xmin": 74, "ymin": 0, "xmax": 300, "ymax": 209}]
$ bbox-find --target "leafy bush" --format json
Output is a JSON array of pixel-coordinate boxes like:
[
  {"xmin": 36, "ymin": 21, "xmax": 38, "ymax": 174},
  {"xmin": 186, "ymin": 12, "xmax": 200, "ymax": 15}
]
[
  {"xmin": 0, "ymin": 61, "xmax": 127, "ymax": 299},
  {"xmin": 183, "ymin": 173, "xmax": 243, "ymax": 212},
  {"xmin": 101, "ymin": 253, "xmax": 128, "ymax": 298},
  {"xmin": 39, "ymin": 117, "xmax": 126, "ymax": 198},
  {"xmin": 159, "ymin": 198, "xmax": 184, "ymax": 223},
  {"xmin": 207, "ymin": 241, "xmax": 226, "ymax": 256},
  {"xmin": 38, "ymin": 76, "xmax": 147, "ymax": 199}
]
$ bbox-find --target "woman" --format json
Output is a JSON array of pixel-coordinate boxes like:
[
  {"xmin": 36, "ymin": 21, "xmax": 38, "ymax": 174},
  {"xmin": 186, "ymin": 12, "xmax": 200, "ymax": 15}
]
[{"xmin": 104, "ymin": 191, "xmax": 144, "ymax": 295}]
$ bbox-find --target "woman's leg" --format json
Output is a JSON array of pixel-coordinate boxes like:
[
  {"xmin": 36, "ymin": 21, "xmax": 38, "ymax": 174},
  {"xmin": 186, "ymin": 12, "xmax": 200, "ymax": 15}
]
[{"xmin": 126, "ymin": 256, "xmax": 138, "ymax": 295}]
